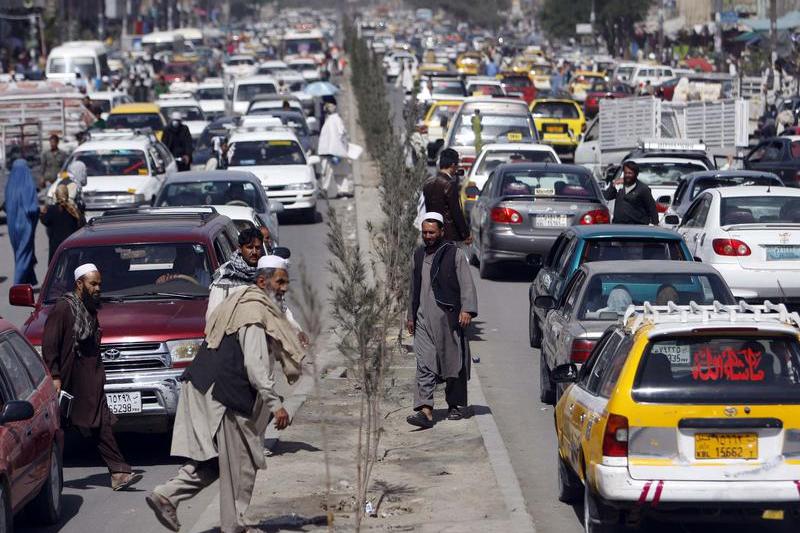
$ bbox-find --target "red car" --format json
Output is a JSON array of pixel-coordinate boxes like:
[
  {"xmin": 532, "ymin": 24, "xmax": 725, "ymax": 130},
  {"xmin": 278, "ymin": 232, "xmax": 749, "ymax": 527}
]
[
  {"xmin": 583, "ymin": 81, "xmax": 634, "ymax": 118},
  {"xmin": 499, "ymin": 73, "xmax": 537, "ymax": 104},
  {"xmin": 0, "ymin": 318, "xmax": 63, "ymax": 529},
  {"xmin": 10, "ymin": 208, "xmax": 240, "ymax": 433},
  {"xmin": 161, "ymin": 61, "xmax": 195, "ymax": 83}
]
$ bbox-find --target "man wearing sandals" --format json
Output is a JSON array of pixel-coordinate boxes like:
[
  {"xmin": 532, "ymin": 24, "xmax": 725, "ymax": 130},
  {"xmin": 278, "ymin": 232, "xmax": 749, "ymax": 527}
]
[{"xmin": 406, "ymin": 213, "xmax": 478, "ymax": 429}]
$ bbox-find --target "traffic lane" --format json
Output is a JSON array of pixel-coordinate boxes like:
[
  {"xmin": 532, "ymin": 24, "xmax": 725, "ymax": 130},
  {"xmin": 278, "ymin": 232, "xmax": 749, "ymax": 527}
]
[
  {"xmin": 12, "ymin": 200, "xmax": 339, "ymax": 533},
  {"xmin": 468, "ymin": 263, "xmax": 794, "ymax": 533}
]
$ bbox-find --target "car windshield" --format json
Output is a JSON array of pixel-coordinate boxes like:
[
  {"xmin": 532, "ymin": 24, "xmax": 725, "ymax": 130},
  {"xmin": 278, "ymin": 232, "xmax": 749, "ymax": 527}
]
[
  {"xmin": 476, "ymin": 150, "xmax": 557, "ymax": 174},
  {"xmin": 49, "ymin": 56, "xmax": 97, "ymax": 78},
  {"xmin": 431, "ymin": 80, "xmax": 465, "ymax": 95},
  {"xmin": 164, "ymin": 63, "xmax": 192, "ymax": 74},
  {"xmin": 502, "ymin": 77, "xmax": 531, "ymax": 88},
  {"xmin": 229, "ymin": 140, "xmax": 306, "ymax": 166},
  {"xmin": 720, "ymin": 196, "xmax": 800, "ymax": 225},
  {"xmin": 469, "ymin": 84, "xmax": 504, "ymax": 96},
  {"xmin": 257, "ymin": 112, "xmax": 309, "ymax": 135},
  {"xmin": 284, "ymin": 39, "xmax": 323, "ymax": 55},
  {"xmin": 497, "ymin": 169, "xmax": 597, "ymax": 199},
  {"xmin": 196, "ymin": 87, "xmax": 224, "ymax": 100},
  {"xmin": 579, "ymin": 272, "xmax": 731, "ymax": 320},
  {"xmin": 632, "ymin": 336, "xmax": 800, "ymax": 404},
  {"xmin": 690, "ymin": 176, "xmax": 781, "ymax": 200},
  {"xmin": 582, "ymin": 240, "xmax": 688, "ymax": 262},
  {"xmin": 227, "ymin": 58, "xmax": 254, "ymax": 66},
  {"xmin": 532, "ymin": 102, "xmax": 579, "ymax": 119},
  {"xmin": 44, "ymin": 243, "xmax": 212, "ymax": 303},
  {"xmin": 106, "ymin": 113, "xmax": 164, "ymax": 130},
  {"xmin": 453, "ymin": 114, "xmax": 534, "ymax": 146},
  {"xmin": 68, "ymin": 149, "xmax": 149, "ymax": 177},
  {"xmin": 634, "ymin": 162, "xmax": 707, "ymax": 187},
  {"xmin": 160, "ymin": 106, "xmax": 204, "ymax": 121},
  {"xmin": 158, "ymin": 180, "xmax": 266, "ymax": 211},
  {"xmin": 236, "ymin": 83, "xmax": 276, "ymax": 102}
]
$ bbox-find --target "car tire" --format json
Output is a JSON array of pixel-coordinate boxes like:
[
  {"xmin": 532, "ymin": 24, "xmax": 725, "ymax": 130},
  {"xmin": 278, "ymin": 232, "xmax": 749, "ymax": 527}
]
[
  {"xmin": 539, "ymin": 350, "xmax": 555, "ymax": 404},
  {"xmin": 529, "ymin": 311, "xmax": 542, "ymax": 348},
  {"xmin": 29, "ymin": 443, "xmax": 62, "ymax": 525},
  {"xmin": 303, "ymin": 208, "xmax": 317, "ymax": 224},
  {"xmin": 0, "ymin": 480, "xmax": 10, "ymax": 533},
  {"xmin": 557, "ymin": 454, "xmax": 582, "ymax": 504},
  {"xmin": 584, "ymin": 482, "xmax": 618, "ymax": 533}
]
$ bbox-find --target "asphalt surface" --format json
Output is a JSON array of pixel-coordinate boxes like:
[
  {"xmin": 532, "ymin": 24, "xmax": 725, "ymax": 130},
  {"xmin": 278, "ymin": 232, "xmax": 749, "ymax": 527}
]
[{"xmin": 0, "ymin": 199, "xmax": 341, "ymax": 533}]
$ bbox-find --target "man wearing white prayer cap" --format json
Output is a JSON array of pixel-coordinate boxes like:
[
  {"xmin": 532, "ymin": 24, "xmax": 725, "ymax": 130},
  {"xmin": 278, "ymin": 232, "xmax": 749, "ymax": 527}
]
[
  {"xmin": 257, "ymin": 254, "xmax": 289, "ymax": 271},
  {"xmin": 42, "ymin": 263, "xmax": 141, "ymax": 491}
]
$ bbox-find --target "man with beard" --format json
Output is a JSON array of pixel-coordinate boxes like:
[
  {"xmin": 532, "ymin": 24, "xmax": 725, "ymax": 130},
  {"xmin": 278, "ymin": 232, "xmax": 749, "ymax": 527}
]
[
  {"xmin": 603, "ymin": 160, "xmax": 659, "ymax": 225},
  {"xmin": 146, "ymin": 255, "xmax": 305, "ymax": 533},
  {"xmin": 406, "ymin": 213, "xmax": 478, "ymax": 429},
  {"xmin": 42, "ymin": 263, "xmax": 141, "ymax": 490}
]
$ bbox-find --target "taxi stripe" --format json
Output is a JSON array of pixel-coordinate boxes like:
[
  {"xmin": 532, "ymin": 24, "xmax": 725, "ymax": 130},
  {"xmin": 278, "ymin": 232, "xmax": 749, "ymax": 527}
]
[
  {"xmin": 651, "ymin": 480, "xmax": 664, "ymax": 507},
  {"xmin": 637, "ymin": 481, "xmax": 652, "ymax": 505}
]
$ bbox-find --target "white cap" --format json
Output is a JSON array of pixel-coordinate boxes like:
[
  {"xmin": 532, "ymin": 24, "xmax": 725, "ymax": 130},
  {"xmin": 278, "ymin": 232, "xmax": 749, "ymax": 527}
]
[
  {"xmin": 170, "ymin": 111, "xmax": 182, "ymax": 121},
  {"xmin": 257, "ymin": 255, "xmax": 289, "ymax": 271},
  {"xmin": 74, "ymin": 263, "xmax": 98, "ymax": 281},
  {"xmin": 421, "ymin": 212, "xmax": 444, "ymax": 227}
]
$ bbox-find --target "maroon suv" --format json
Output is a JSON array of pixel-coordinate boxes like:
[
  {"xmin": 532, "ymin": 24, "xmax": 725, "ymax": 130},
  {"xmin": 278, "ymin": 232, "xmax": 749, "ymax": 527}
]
[
  {"xmin": 10, "ymin": 208, "xmax": 239, "ymax": 432},
  {"xmin": 0, "ymin": 318, "xmax": 63, "ymax": 529}
]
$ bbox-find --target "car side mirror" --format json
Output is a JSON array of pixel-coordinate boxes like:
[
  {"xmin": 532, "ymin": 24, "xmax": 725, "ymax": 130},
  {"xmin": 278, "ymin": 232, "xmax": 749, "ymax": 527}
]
[
  {"xmin": 0, "ymin": 401, "xmax": 34, "ymax": 424},
  {"xmin": 269, "ymin": 200, "xmax": 285, "ymax": 214},
  {"xmin": 9, "ymin": 284, "xmax": 34, "ymax": 307},
  {"xmin": 657, "ymin": 195, "xmax": 671, "ymax": 205},
  {"xmin": 307, "ymin": 155, "xmax": 321, "ymax": 166},
  {"xmin": 551, "ymin": 363, "xmax": 579, "ymax": 383},
  {"xmin": 534, "ymin": 295, "xmax": 557, "ymax": 310},
  {"xmin": 664, "ymin": 214, "xmax": 680, "ymax": 225}
]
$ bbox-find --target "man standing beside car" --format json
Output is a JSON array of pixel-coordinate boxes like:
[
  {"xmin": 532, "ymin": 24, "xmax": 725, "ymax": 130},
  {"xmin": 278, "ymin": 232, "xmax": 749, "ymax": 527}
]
[
  {"xmin": 423, "ymin": 148, "xmax": 472, "ymax": 245},
  {"xmin": 42, "ymin": 263, "xmax": 141, "ymax": 491},
  {"xmin": 603, "ymin": 160, "xmax": 659, "ymax": 225}
]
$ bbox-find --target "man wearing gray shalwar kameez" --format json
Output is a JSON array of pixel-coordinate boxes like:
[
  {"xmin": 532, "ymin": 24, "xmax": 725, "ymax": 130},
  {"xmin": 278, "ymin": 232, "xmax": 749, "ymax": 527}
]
[{"xmin": 406, "ymin": 212, "xmax": 478, "ymax": 429}]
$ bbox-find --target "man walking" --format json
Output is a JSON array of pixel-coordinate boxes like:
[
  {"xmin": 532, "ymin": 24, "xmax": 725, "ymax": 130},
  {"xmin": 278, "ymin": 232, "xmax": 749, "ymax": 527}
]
[
  {"xmin": 40, "ymin": 134, "xmax": 67, "ymax": 189},
  {"xmin": 423, "ymin": 148, "xmax": 471, "ymax": 244},
  {"xmin": 602, "ymin": 160, "xmax": 659, "ymax": 225},
  {"xmin": 317, "ymin": 102, "xmax": 352, "ymax": 198},
  {"xmin": 406, "ymin": 213, "xmax": 478, "ymax": 429},
  {"xmin": 162, "ymin": 111, "xmax": 193, "ymax": 171},
  {"xmin": 42, "ymin": 264, "xmax": 141, "ymax": 490},
  {"xmin": 146, "ymin": 255, "xmax": 305, "ymax": 533}
]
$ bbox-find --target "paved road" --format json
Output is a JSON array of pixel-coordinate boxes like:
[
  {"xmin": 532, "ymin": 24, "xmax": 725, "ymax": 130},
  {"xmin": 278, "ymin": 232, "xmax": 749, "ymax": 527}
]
[{"xmin": 1, "ymin": 201, "xmax": 342, "ymax": 533}]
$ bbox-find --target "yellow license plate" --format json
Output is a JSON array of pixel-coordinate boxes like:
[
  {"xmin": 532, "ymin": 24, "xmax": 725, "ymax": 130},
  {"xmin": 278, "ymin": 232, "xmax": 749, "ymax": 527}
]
[
  {"xmin": 545, "ymin": 125, "xmax": 565, "ymax": 133},
  {"xmin": 507, "ymin": 132, "xmax": 523, "ymax": 141},
  {"xmin": 695, "ymin": 433, "xmax": 758, "ymax": 460}
]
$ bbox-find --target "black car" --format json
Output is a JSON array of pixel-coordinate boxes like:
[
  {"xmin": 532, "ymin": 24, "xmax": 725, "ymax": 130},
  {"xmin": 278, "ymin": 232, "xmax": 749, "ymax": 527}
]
[{"xmin": 744, "ymin": 136, "xmax": 800, "ymax": 187}]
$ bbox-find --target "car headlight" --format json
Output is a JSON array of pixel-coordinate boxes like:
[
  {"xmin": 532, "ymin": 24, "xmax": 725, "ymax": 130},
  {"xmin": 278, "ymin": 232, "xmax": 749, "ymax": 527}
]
[
  {"xmin": 167, "ymin": 338, "xmax": 203, "ymax": 368},
  {"xmin": 117, "ymin": 193, "xmax": 146, "ymax": 204},
  {"xmin": 296, "ymin": 182, "xmax": 315, "ymax": 191}
]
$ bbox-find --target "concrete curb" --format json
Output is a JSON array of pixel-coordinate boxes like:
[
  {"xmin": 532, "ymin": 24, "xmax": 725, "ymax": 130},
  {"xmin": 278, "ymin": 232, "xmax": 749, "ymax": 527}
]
[{"xmin": 469, "ymin": 368, "xmax": 538, "ymax": 533}]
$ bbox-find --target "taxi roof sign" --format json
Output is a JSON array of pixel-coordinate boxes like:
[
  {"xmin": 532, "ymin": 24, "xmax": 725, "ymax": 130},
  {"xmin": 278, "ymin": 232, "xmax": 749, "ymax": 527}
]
[{"xmin": 639, "ymin": 138, "xmax": 706, "ymax": 153}]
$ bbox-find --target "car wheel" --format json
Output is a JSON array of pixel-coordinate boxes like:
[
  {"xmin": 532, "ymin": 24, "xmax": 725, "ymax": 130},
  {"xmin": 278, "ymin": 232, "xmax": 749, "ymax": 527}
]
[
  {"xmin": 539, "ymin": 350, "xmax": 555, "ymax": 404},
  {"xmin": 29, "ymin": 443, "xmax": 62, "ymax": 525},
  {"xmin": 0, "ymin": 481, "xmax": 10, "ymax": 533},
  {"xmin": 557, "ymin": 453, "xmax": 582, "ymax": 503},
  {"xmin": 584, "ymin": 482, "xmax": 618, "ymax": 533},
  {"xmin": 303, "ymin": 208, "xmax": 318, "ymax": 224},
  {"xmin": 529, "ymin": 311, "xmax": 542, "ymax": 348}
]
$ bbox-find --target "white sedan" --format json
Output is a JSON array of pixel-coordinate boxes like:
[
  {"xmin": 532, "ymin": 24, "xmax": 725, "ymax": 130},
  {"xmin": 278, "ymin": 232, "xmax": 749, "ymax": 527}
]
[{"xmin": 676, "ymin": 186, "xmax": 800, "ymax": 303}]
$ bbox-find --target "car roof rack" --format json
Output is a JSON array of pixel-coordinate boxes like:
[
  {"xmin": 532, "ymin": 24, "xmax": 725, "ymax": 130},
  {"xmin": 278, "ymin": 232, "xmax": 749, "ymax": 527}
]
[
  {"xmin": 623, "ymin": 300, "xmax": 800, "ymax": 334},
  {"xmin": 88, "ymin": 206, "xmax": 219, "ymax": 225}
]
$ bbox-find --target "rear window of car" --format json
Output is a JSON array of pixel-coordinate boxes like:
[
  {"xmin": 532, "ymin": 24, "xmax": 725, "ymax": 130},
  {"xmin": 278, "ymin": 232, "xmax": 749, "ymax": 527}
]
[
  {"xmin": 453, "ymin": 114, "xmax": 535, "ymax": 146},
  {"xmin": 475, "ymin": 150, "xmax": 557, "ymax": 174},
  {"xmin": 578, "ymin": 272, "xmax": 731, "ymax": 320},
  {"xmin": 582, "ymin": 239, "xmax": 688, "ymax": 263},
  {"xmin": 498, "ymin": 169, "xmax": 597, "ymax": 199},
  {"xmin": 633, "ymin": 336, "xmax": 800, "ymax": 404},
  {"xmin": 107, "ymin": 113, "xmax": 164, "ymax": 130},
  {"xmin": 531, "ymin": 102, "xmax": 579, "ymax": 119},
  {"xmin": 720, "ymin": 196, "xmax": 800, "ymax": 225},
  {"xmin": 690, "ymin": 176, "xmax": 781, "ymax": 200}
]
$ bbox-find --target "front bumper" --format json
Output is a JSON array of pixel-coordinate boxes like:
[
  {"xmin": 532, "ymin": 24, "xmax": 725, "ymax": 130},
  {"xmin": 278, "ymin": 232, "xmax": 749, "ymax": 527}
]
[
  {"xmin": 105, "ymin": 368, "xmax": 182, "ymax": 432},
  {"xmin": 264, "ymin": 186, "xmax": 318, "ymax": 210},
  {"xmin": 482, "ymin": 227, "xmax": 559, "ymax": 265}
]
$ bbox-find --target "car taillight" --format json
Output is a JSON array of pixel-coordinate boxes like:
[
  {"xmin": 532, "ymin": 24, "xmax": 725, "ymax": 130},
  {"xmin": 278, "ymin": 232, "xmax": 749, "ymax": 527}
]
[
  {"xmin": 465, "ymin": 181, "xmax": 480, "ymax": 200},
  {"xmin": 570, "ymin": 339, "xmax": 596, "ymax": 363},
  {"xmin": 656, "ymin": 202, "xmax": 669, "ymax": 213},
  {"xmin": 491, "ymin": 206, "xmax": 523, "ymax": 224},
  {"xmin": 417, "ymin": 124, "xmax": 428, "ymax": 134},
  {"xmin": 602, "ymin": 413, "xmax": 629, "ymax": 457},
  {"xmin": 712, "ymin": 238, "xmax": 751, "ymax": 256},
  {"xmin": 579, "ymin": 208, "xmax": 610, "ymax": 225},
  {"xmin": 460, "ymin": 155, "xmax": 475, "ymax": 167}
]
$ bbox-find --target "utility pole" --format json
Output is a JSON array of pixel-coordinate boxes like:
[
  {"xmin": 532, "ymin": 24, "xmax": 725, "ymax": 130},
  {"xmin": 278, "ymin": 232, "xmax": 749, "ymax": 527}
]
[{"xmin": 769, "ymin": 0, "xmax": 777, "ymax": 92}]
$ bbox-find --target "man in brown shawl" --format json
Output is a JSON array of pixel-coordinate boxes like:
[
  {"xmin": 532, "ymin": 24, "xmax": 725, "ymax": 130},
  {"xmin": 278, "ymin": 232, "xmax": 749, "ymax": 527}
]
[
  {"xmin": 42, "ymin": 263, "xmax": 141, "ymax": 490},
  {"xmin": 146, "ymin": 255, "xmax": 305, "ymax": 533}
]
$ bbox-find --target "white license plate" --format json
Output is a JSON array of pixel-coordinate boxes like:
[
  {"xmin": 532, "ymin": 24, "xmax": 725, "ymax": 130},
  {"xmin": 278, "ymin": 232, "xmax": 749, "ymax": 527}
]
[
  {"xmin": 534, "ymin": 215, "xmax": 568, "ymax": 227},
  {"xmin": 106, "ymin": 392, "xmax": 142, "ymax": 415},
  {"xmin": 766, "ymin": 246, "xmax": 800, "ymax": 261}
]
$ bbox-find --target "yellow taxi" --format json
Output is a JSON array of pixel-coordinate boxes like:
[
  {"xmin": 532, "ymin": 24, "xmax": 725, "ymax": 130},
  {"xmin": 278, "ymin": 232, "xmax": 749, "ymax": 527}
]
[
  {"xmin": 568, "ymin": 70, "xmax": 606, "ymax": 102},
  {"xmin": 509, "ymin": 56, "xmax": 535, "ymax": 76},
  {"xmin": 421, "ymin": 99, "xmax": 462, "ymax": 142},
  {"xmin": 529, "ymin": 98, "xmax": 585, "ymax": 157},
  {"xmin": 530, "ymin": 66, "xmax": 553, "ymax": 90},
  {"xmin": 418, "ymin": 62, "xmax": 448, "ymax": 78},
  {"xmin": 552, "ymin": 301, "xmax": 800, "ymax": 531},
  {"xmin": 106, "ymin": 103, "xmax": 167, "ymax": 140},
  {"xmin": 456, "ymin": 52, "xmax": 484, "ymax": 76}
]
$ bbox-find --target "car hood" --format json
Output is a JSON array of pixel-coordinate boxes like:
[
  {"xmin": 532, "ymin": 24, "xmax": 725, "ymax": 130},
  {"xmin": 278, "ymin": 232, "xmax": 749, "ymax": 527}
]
[
  {"xmin": 22, "ymin": 299, "xmax": 209, "ymax": 346},
  {"xmin": 199, "ymin": 100, "xmax": 225, "ymax": 112},
  {"xmin": 228, "ymin": 164, "xmax": 313, "ymax": 186},
  {"xmin": 84, "ymin": 175, "xmax": 158, "ymax": 193}
]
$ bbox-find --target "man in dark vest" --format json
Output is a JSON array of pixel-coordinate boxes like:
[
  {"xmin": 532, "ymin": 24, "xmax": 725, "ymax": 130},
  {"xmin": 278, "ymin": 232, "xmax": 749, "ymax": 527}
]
[
  {"xmin": 146, "ymin": 255, "xmax": 305, "ymax": 532},
  {"xmin": 406, "ymin": 212, "xmax": 478, "ymax": 429},
  {"xmin": 423, "ymin": 148, "xmax": 472, "ymax": 244},
  {"xmin": 603, "ymin": 160, "xmax": 659, "ymax": 225}
]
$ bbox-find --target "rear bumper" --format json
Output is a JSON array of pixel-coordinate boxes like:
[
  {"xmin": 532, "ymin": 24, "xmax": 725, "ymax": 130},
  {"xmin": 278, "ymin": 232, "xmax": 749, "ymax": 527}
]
[
  {"xmin": 482, "ymin": 228, "xmax": 558, "ymax": 264},
  {"xmin": 105, "ymin": 369, "xmax": 182, "ymax": 432},
  {"xmin": 594, "ymin": 463, "xmax": 800, "ymax": 503},
  {"xmin": 711, "ymin": 263, "xmax": 800, "ymax": 300}
]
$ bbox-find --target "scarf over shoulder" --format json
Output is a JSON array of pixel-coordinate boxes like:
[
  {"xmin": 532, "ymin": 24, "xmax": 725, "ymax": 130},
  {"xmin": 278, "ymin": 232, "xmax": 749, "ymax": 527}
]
[{"xmin": 204, "ymin": 286, "xmax": 305, "ymax": 383}]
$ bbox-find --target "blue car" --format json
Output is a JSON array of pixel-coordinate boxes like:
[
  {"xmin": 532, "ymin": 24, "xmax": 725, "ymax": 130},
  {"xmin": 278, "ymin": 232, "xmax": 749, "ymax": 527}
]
[{"xmin": 527, "ymin": 224, "xmax": 693, "ymax": 349}]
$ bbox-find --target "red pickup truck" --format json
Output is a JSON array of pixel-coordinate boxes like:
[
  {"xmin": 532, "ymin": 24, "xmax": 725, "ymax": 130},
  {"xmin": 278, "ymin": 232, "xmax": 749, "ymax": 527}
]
[{"xmin": 9, "ymin": 208, "xmax": 240, "ymax": 432}]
